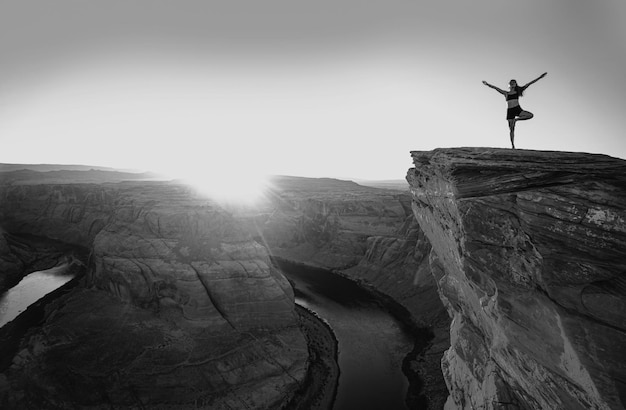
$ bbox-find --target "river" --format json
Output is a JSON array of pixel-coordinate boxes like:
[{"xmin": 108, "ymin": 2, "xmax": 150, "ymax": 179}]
[
  {"xmin": 0, "ymin": 259, "xmax": 417, "ymax": 409},
  {"xmin": 0, "ymin": 263, "xmax": 75, "ymax": 328},
  {"xmin": 279, "ymin": 261, "xmax": 415, "ymax": 410}
]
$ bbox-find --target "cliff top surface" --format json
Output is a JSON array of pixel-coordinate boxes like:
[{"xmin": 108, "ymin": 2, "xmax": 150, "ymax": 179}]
[
  {"xmin": 411, "ymin": 147, "xmax": 626, "ymax": 171},
  {"xmin": 411, "ymin": 147, "xmax": 626, "ymax": 170},
  {"xmin": 408, "ymin": 147, "xmax": 626, "ymax": 199}
]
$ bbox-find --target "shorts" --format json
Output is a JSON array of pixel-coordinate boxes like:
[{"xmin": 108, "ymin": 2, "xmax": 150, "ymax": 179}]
[{"xmin": 507, "ymin": 105, "xmax": 523, "ymax": 120}]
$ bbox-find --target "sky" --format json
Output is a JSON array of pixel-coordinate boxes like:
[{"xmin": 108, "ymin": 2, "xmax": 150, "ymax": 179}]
[{"xmin": 1, "ymin": 0, "xmax": 625, "ymax": 181}]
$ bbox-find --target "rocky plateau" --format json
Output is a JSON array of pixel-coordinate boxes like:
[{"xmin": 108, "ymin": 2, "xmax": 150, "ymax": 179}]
[{"xmin": 0, "ymin": 180, "xmax": 308, "ymax": 409}]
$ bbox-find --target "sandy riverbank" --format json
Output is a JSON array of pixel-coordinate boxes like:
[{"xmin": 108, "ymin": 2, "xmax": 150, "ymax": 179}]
[{"xmin": 283, "ymin": 305, "xmax": 339, "ymax": 410}]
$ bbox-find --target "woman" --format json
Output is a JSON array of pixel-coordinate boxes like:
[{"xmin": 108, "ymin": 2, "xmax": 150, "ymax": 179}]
[{"xmin": 483, "ymin": 72, "xmax": 547, "ymax": 149}]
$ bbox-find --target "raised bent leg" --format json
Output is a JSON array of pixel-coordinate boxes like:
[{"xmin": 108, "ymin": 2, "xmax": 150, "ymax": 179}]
[{"xmin": 516, "ymin": 110, "xmax": 534, "ymax": 121}]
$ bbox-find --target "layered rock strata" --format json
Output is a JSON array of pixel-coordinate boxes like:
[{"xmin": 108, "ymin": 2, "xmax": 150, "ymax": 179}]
[
  {"xmin": 255, "ymin": 176, "xmax": 411, "ymax": 268},
  {"xmin": 407, "ymin": 148, "xmax": 626, "ymax": 410},
  {"xmin": 0, "ymin": 182, "xmax": 307, "ymax": 408}
]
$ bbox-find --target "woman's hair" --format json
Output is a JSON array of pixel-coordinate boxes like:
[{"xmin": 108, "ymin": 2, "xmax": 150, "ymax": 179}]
[{"xmin": 510, "ymin": 79, "xmax": 524, "ymax": 96}]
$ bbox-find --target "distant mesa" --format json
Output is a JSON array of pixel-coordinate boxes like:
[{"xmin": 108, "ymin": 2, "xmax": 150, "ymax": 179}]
[
  {"xmin": 0, "ymin": 163, "xmax": 137, "ymax": 173},
  {"xmin": 0, "ymin": 163, "xmax": 164, "ymax": 185}
]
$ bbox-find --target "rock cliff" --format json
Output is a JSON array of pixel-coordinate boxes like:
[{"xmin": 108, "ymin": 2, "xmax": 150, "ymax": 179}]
[
  {"xmin": 0, "ymin": 182, "xmax": 307, "ymax": 408},
  {"xmin": 407, "ymin": 148, "xmax": 626, "ymax": 410}
]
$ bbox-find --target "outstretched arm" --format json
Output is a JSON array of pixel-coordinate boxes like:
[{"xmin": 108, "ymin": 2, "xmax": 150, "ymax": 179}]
[
  {"xmin": 522, "ymin": 72, "xmax": 547, "ymax": 89},
  {"xmin": 482, "ymin": 80, "xmax": 507, "ymax": 95}
]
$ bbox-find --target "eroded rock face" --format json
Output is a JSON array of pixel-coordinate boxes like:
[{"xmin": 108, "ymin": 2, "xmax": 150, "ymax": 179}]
[
  {"xmin": 407, "ymin": 148, "xmax": 626, "ymax": 410},
  {"xmin": 343, "ymin": 215, "xmax": 448, "ymax": 328},
  {"xmin": 0, "ymin": 182, "xmax": 307, "ymax": 408},
  {"xmin": 255, "ymin": 176, "xmax": 411, "ymax": 269}
]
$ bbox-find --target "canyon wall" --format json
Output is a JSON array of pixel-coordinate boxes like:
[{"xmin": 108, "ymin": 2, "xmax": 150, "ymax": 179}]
[
  {"xmin": 407, "ymin": 148, "xmax": 626, "ymax": 410},
  {"xmin": 249, "ymin": 176, "xmax": 451, "ymax": 407},
  {"xmin": 0, "ymin": 182, "xmax": 307, "ymax": 408},
  {"xmin": 252, "ymin": 176, "xmax": 448, "ymax": 328}
]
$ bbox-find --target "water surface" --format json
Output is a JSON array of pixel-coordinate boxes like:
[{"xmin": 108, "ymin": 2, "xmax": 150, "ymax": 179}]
[
  {"xmin": 0, "ymin": 264, "xmax": 74, "ymax": 328},
  {"xmin": 281, "ymin": 263, "xmax": 413, "ymax": 410}
]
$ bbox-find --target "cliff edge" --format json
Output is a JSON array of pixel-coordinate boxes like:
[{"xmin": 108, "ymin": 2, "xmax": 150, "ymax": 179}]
[{"xmin": 407, "ymin": 148, "xmax": 626, "ymax": 410}]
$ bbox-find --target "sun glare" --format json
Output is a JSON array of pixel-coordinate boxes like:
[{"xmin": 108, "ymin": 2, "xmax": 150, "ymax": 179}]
[
  {"xmin": 180, "ymin": 169, "xmax": 270, "ymax": 206},
  {"xmin": 152, "ymin": 146, "xmax": 271, "ymax": 206}
]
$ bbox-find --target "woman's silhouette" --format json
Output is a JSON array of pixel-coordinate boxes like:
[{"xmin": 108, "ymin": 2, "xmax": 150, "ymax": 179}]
[{"xmin": 483, "ymin": 72, "xmax": 547, "ymax": 149}]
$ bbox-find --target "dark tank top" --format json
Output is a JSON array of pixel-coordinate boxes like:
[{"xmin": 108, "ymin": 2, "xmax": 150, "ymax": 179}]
[{"xmin": 506, "ymin": 90, "xmax": 520, "ymax": 101}]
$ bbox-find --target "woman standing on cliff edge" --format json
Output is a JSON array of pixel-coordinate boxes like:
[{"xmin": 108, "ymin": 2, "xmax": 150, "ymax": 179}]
[{"xmin": 483, "ymin": 72, "xmax": 547, "ymax": 149}]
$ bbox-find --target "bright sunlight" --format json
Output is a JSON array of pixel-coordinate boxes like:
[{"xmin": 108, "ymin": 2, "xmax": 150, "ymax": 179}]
[
  {"xmin": 184, "ymin": 173, "xmax": 269, "ymax": 205},
  {"xmin": 174, "ymin": 165, "xmax": 270, "ymax": 205}
]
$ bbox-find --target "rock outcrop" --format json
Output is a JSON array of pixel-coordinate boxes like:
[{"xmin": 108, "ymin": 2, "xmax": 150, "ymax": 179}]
[
  {"xmin": 0, "ymin": 182, "xmax": 307, "ymax": 408},
  {"xmin": 407, "ymin": 148, "xmax": 626, "ymax": 410}
]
